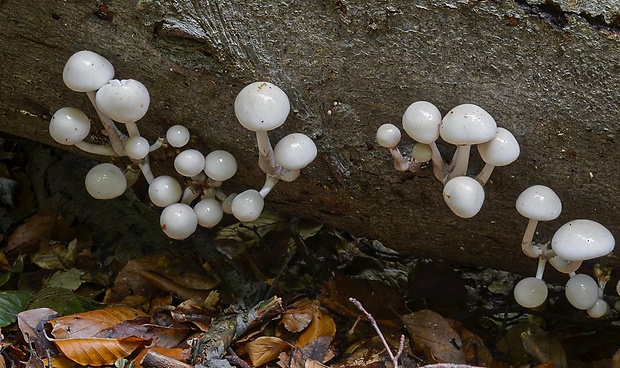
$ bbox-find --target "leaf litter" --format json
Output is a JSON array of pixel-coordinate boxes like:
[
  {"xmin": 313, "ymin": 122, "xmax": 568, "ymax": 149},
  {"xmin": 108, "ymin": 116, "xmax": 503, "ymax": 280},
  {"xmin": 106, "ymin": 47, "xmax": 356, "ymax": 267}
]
[{"xmin": 1, "ymin": 139, "xmax": 620, "ymax": 367}]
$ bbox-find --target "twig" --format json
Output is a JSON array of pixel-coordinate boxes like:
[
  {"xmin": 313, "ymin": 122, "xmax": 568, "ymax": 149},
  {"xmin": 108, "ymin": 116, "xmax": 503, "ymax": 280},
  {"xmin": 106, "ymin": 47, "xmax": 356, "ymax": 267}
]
[
  {"xmin": 141, "ymin": 350, "xmax": 193, "ymax": 368},
  {"xmin": 225, "ymin": 347, "xmax": 252, "ymax": 368},
  {"xmin": 349, "ymin": 297, "xmax": 404, "ymax": 368}
]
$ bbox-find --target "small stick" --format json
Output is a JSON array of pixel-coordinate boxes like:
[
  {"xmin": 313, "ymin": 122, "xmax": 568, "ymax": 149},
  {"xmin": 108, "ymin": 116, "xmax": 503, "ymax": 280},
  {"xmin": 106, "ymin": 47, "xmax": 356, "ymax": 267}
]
[
  {"xmin": 349, "ymin": 297, "xmax": 404, "ymax": 368},
  {"xmin": 226, "ymin": 347, "xmax": 252, "ymax": 368},
  {"xmin": 141, "ymin": 350, "xmax": 193, "ymax": 368}
]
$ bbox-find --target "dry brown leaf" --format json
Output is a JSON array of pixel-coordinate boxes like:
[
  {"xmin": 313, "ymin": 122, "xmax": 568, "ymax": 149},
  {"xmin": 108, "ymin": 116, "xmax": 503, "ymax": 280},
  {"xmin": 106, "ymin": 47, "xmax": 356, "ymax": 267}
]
[
  {"xmin": 282, "ymin": 299, "xmax": 320, "ymax": 333},
  {"xmin": 246, "ymin": 336, "xmax": 291, "ymax": 366},
  {"xmin": 17, "ymin": 308, "xmax": 59, "ymax": 357},
  {"xmin": 6, "ymin": 210, "xmax": 57, "ymax": 253},
  {"xmin": 51, "ymin": 336, "xmax": 149, "ymax": 366},
  {"xmin": 295, "ymin": 310, "xmax": 336, "ymax": 348},
  {"xmin": 134, "ymin": 346, "xmax": 189, "ymax": 368},
  {"xmin": 403, "ymin": 309, "xmax": 466, "ymax": 364},
  {"xmin": 49, "ymin": 306, "xmax": 149, "ymax": 339},
  {"xmin": 449, "ymin": 319, "xmax": 509, "ymax": 367}
]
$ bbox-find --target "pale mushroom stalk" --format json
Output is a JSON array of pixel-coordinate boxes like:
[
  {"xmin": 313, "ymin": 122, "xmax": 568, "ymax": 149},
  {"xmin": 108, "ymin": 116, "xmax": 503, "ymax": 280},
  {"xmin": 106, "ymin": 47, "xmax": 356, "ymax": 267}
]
[
  {"xmin": 86, "ymin": 90, "xmax": 127, "ymax": 155},
  {"xmin": 475, "ymin": 164, "xmax": 495, "ymax": 185},
  {"xmin": 125, "ymin": 122, "xmax": 140, "ymax": 138},
  {"xmin": 74, "ymin": 141, "xmax": 116, "ymax": 156},
  {"xmin": 521, "ymin": 219, "xmax": 543, "ymax": 258},
  {"xmin": 535, "ymin": 257, "xmax": 547, "ymax": 280},
  {"xmin": 429, "ymin": 142, "xmax": 448, "ymax": 181},
  {"xmin": 138, "ymin": 161, "xmax": 155, "ymax": 184},
  {"xmin": 256, "ymin": 131, "xmax": 278, "ymax": 174},
  {"xmin": 150, "ymin": 138, "xmax": 164, "ymax": 152},
  {"xmin": 181, "ymin": 187, "xmax": 200, "ymax": 205},
  {"xmin": 259, "ymin": 174, "xmax": 280, "ymax": 197},
  {"xmin": 389, "ymin": 147, "xmax": 415, "ymax": 172},
  {"xmin": 446, "ymin": 144, "xmax": 471, "ymax": 182}
]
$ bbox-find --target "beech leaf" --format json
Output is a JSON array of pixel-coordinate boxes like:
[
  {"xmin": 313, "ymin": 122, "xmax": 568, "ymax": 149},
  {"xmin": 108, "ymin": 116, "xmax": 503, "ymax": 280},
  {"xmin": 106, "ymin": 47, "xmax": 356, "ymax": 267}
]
[
  {"xmin": 246, "ymin": 336, "xmax": 291, "ymax": 366},
  {"xmin": 51, "ymin": 336, "xmax": 149, "ymax": 366},
  {"xmin": 0, "ymin": 290, "xmax": 33, "ymax": 327},
  {"xmin": 403, "ymin": 309, "xmax": 466, "ymax": 364},
  {"xmin": 282, "ymin": 299, "xmax": 320, "ymax": 333},
  {"xmin": 49, "ymin": 305, "xmax": 149, "ymax": 339},
  {"xmin": 295, "ymin": 310, "xmax": 336, "ymax": 348}
]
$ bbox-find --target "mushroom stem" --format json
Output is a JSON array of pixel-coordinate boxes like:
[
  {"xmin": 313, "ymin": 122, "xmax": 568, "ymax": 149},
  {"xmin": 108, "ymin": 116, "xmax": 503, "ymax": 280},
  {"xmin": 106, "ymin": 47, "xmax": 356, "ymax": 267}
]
[
  {"xmin": 125, "ymin": 121, "xmax": 140, "ymax": 138},
  {"xmin": 430, "ymin": 142, "xmax": 448, "ymax": 182},
  {"xmin": 522, "ymin": 219, "xmax": 543, "ymax": 258},
  {"xmin": 389, "ymin": 147, "xmax": 412, "ymax": 172},
  {"xmin": 535, "ymin": 257, "xmax": 547, "ymax": 280},
  {"xmin": 150, "ymin": 138, "xmax": 164, "ymax": 152},
  {"xmin": 446, "ymin": 144, "xmax": 471, "ymax": 182},
  {"xmin": 86, "ymin": 90, "xmax": 127, "ymax": 156},
  {"xmin": 138, "ymin": 161, "xmax": 155, "ymax": 184},
  {"xmin": 181, "ymin": 187, "xmax": 200, "ymax": 205},
  {"xmin": 256, "ymin": 131, "xmax": 277, "ymax": 174},
  {"xmin": 259, "ymin": 175, "xmax": 280, "ymax": 197},
  {"xmin": 549, "ymin": 256, "xmax": 582, "ymax": 274},
  {"xmin": 74, "ymin": 141, "xmax": 116, "ymax": 156},
  {"xmin": 475, "ymin": 164, "xmax": 495, "ymax": 186}
]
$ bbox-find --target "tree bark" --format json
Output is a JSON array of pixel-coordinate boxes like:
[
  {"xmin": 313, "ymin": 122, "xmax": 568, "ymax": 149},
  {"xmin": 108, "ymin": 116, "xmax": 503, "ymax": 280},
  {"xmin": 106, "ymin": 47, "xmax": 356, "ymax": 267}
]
[{"xmin": 1, "ymin": 0, "xmax": 619, "ymax": 277}]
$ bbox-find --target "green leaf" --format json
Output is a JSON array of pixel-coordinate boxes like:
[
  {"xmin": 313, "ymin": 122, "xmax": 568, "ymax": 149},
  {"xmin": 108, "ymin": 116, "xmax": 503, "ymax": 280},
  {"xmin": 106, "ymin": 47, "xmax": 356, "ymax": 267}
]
[
  {"xmin": 0, "ymin": 256, "xmax": 24, "ymax": 287},
  {"xmin": 0, "ymin": 290, "xmax": 33, "ymax": 327}
]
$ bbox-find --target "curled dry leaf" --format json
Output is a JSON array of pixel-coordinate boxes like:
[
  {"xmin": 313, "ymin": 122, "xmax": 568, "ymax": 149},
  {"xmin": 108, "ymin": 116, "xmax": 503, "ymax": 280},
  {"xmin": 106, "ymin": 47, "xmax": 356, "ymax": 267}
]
[
  {"xmin": 17, "ymin": 308, "xmax": 59, "ymax": 357},
  {"xmin": 295, "ymin": 310, "xmax": 336, "ymax": 348},
  {"xmin": 282, "ymin": 298, "xmax": 320, "ymax": 333},
  {"xmin": 403, "ymin": 309, "xmax": 466, "ymax": 364},
  {"xmin": 246, "ymin": 336, "xmax": 291, "ymax": 366}
]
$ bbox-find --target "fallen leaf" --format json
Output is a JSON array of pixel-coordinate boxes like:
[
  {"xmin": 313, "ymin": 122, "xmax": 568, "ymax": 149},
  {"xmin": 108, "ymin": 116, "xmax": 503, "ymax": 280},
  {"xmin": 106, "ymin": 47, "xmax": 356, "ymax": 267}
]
[
  {"xmin": 49, "ymin": 305, "xmax": 149, "ymax": 339},
  {"xmin": 17, "ymin": 308, "xmax": 59, "ymax": 357},
  {"xmin": 295, "ymin": 310, "xmax": 336, "ymax": 348},
  {"xmin": 51, "ymin": 336, "xmax": 149, "ymax": 366},
  {"xmin": 0, "ymin": 290, "xmax": 33, "ymax": 327},
  {"xmin": 6, "ymin": 210, "xmax": 57, "ymax": 253},
  {"xmin": 403, "ymin": 309, "xmax": 466, "ymax": 364},
  {"xmin": 246, "ymin": 336, "xmax": 291, "ymax": 366},
  {"xmin": 282, "ymin": 299, "xmax": 320, "ymax": 333}
]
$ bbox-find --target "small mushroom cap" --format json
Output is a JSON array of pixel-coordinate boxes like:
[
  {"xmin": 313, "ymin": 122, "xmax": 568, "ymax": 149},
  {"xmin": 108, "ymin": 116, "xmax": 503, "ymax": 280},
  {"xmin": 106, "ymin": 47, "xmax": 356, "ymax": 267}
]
[
  {"xmin": 274, "ymin": 133, "xmax": 317, "ymax": 170},
  {"xmin": 516, "ymin": 185, "xmax": 562, "ymax": 221},
  {"xmin": 440, "ymin": 104, "xmax": 497, "ymax": 145},
  {"xmin": 551, "ymin": 219, "xmax": 615, "ymax": 261},
  {"xmin": 402, "ymin": 101, "xmax": 442, "ymax": 144},
  {"xmin": 443, "ymin": 176, "xmax": 485, "ymax": 218},
  {"xmin": 234, "ymin": 82, "xmax": 290, "ymax": 131},
  {"xmin": 63, "ymin": 50, "xmax": 114, "ymax": 92},
  {"xmin": 204, "ymin": 150, "xmax": 237, "ymax": 182},
  {"xmin": 49, "ymin": 107, "xmax": 91, "ymax": 145},
  {"xmin": 478, "ymin": 127, "xmax": 520, "ymax": 166},
  {"xmin": 84, "ymin": 163, "xmax": 127, "ymax": 199},
  {"xmin": 95, "ymin": 79, "xmax": 150, "ymax": 124},
  {"xmin": 160, "ymin": 203, "xmax": 198, "ymax": 240},
  {"xmin": 514, "ymin": 277, "xmax": 548, "ymax": 308},
  {"xmin": 194, "ymin": 198, "xmax": 224, "ymax": 228},
  {"xmin": 376, "ymin": 123, "xmax": 401, "ymax": 148},
  {"xmin": 231, "ymin": 189, "xmax": 264, "ymax": 222},
  {"xmin": 565, "ymin": 274, "xmax": 599, "ymax": 310}
]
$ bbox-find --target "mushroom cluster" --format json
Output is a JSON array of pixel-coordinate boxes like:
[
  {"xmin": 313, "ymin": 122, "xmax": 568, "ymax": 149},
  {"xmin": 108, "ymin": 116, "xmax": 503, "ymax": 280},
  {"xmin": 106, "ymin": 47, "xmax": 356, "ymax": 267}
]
[
  {"xmin": 376, "ymin": 102, "xmax": 519, "ymax": 218},
  {"xmin": 51, "ymin": 52, "xmax": 316, "ymax": 241},
  {"xmin": 514, "ymin": 184, "xmax": 616, "ymax": 317},
  {"xmin": 231, "ymin": 82, "xmax": 317, "ymax": 222}
]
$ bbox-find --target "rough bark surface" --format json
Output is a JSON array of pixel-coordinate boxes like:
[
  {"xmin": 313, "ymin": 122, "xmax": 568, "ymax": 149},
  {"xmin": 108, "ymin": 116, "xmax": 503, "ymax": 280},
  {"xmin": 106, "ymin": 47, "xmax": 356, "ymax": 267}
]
[{"xmin": 1, "ymin": 1, "xmax": 619, "ymax": 276}]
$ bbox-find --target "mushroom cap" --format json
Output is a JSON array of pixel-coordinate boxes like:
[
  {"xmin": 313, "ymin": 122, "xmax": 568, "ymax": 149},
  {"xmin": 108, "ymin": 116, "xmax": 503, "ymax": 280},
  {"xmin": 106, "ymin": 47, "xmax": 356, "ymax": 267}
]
[
  {"xmin": 274, "ymin": 133, "xmax": 317, "ymax": 170},
  {"xmin": 402, "ymin": 101, "xmax": 442, "ymax": 144},
  {"xmin": 565, "ymin": 274, "xmax": 599, "ymax": 310},
  {"xmin": 84, "ymin": 163, "xmax": 127, "ymax": 199},
  {"xmin": 514, "ymin": 277, "xmax": 548, "ymax": 308},
  {"xmin": 194, "ymin": 198, "xmax": 224, "ymax": 228},
  {"xmin": 551, "ymin": 219, "xmax": 615, "ymax": 261},
  {"xmin": 515, "ymin": 185, "xmax": 562, "ymax": 221},
  {"xmin": 125, "ymin": 136, "xmax": 150, "ymax": 160},
  {"xmin": 231, "ymin": 189, "xmax": 264, "ymax": 222},
  {"xmin": 63, "ymin": 50, "xmax": 114, "ymax": 92},
  {"xmin": 95, "ymin": 79, "xmax": 150, "ymax": 124},
  {"xmin": 234, "ymin": 82, "xmax": 290, "ymax": 132},
  {"xmin": 376, "ymin": 123, "xmax": 401, "ymax": 148},
  {"xmin": 160, "ymin": 203, "xmax": 198, "ymax": 240},
  {"xmin": 443, "ymin": 176, "xmax": 485, "ymax": 218},
  {"xmin": 439, "ymin": 104, "xmax": 497, "ymax": 145},
  {"xmin": 148, "ymin": 175, "xmax": 182, "ymax": 208},
  {"xmin": 174, "ymin": 149, "xmax": 206, "ymax": 177},
  {"xmin": 166, "ymin": 125, "xmax": 190, "ymax": 148},
  {"xmin": 477, "ymin": 127, "xmax": 520, "ymax": 166},
  {"xmin": 204, "ymin": 150, "xmax": 238, "ymax": 182},
  {"xmin": 49, "ymin": 107, "xmax": 91, "ymax": 145}
]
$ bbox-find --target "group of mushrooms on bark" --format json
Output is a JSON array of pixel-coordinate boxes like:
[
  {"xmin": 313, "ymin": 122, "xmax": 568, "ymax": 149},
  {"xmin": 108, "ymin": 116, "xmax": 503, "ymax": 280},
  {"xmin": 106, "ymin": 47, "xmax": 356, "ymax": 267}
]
[
  {"xmin": 49, "ymin": 50, "xmax": 616, "ymax": 318},
  {"xmin": 49, "ymin": 50, "xmax": 316, "ymax": 240},
  {"xmin": 376, "ymin": 101, "xmax": 616, "ymax": 317}
]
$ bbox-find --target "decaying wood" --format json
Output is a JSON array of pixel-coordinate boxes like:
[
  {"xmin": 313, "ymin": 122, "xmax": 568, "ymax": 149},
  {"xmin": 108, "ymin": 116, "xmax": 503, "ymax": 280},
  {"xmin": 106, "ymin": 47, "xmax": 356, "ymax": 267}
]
[
  {"xmin": 141, "ymin": 350, "xmax": 194, "ymax": 368},
  {"xmin": 191, "ymin": 296, "xmax": 284, "ymax": 366}
]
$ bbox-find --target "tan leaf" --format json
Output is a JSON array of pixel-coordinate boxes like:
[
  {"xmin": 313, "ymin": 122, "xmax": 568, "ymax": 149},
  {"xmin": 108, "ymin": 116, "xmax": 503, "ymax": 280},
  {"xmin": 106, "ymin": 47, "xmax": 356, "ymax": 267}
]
[
  {"xmin": 246, "ymin": 336, "xmax": 291, "ymax": 366},
  {"xmin": 295, "ymin": 310, "xmax": 336, "ymax": 348},
  {"xmin": 49, "ymin": 306, "xmax": 149, "ymax": 339},
  {"xmin": 17, "ymin": 308, "xmax": 59, "ymax": 357},
  {"xmin": 51, "ymin": 336, "xmax": 148, "ymax": 366},
  {"xmin": 403, "ymin": 309, "xmax": 466, "ymax": 364},
  {"xmin": 282, "ymin": 299, "xmax": 320, "ymax": 333},
  {"xmin": 6, "ymin": 210, "xmax": 57, "ymax": 253}
]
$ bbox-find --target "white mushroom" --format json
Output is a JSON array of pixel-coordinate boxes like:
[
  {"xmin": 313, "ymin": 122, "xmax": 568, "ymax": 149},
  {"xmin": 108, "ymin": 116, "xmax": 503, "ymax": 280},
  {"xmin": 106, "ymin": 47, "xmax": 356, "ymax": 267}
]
[
  {"xmin": 148, "ymin": 175, "xmax": 183, "ymax": 208},
  {"xmin": 401, "ymin": 101, "xmax": 446, "ymax": 180},
  {"xmin": 95, "ymin": 79, "xmax": 150, "ymax": 137},
  {"xmin": 231, "ymin": 189, "xmax": 265, "ymax": 222},
  {"xmin": 62, "ymin": 50, "xmax": 114, "ymax": 93},
  {"xmin": 475, "ymin": 127, "xmax": 520, "ymax": 185},
  {"xmin": 440, "ymin": 104, "xmax": 497, "ymax": 181},
  {"xmin": 160, "ymin": 203, "xmax": 198, "ymax": 240},
  {"xmin": 515, "ymin": 185, "xmax": 562, "ymax": 258},
  {"xmin": 204, "ymin": 150, "xmax": 238, "ymax": 182},
  {"xmin": 194, "ymin": 198, "xmax": 224, "ymax": 228},
  {"xmin": 565, "ymin": 274, "xmax": 599, "ymax": 310},
  {"xmin": 274, "ymin": 133, "xmax": 317, "ymax": 171},
  {"xmin": 514, "ymin": 277, "xmax": 548, "ymax": 308},
  {"xmin": 84, "ymin": 163, "xmax": 127, "ymax": 199},
  {"xmin": 442, "ymin": 176, "xmax": 485, "ymax": 218},
  {"xmin": 551, "ymin": 219, "xmax": 615, "ymax": 261}
]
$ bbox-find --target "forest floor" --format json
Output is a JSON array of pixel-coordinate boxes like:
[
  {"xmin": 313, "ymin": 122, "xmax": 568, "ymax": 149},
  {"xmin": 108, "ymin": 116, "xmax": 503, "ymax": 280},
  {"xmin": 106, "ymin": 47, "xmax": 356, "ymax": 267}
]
[{"xmin": 1, "ymin": 137, "xmax": 620, "ymax": 368}]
